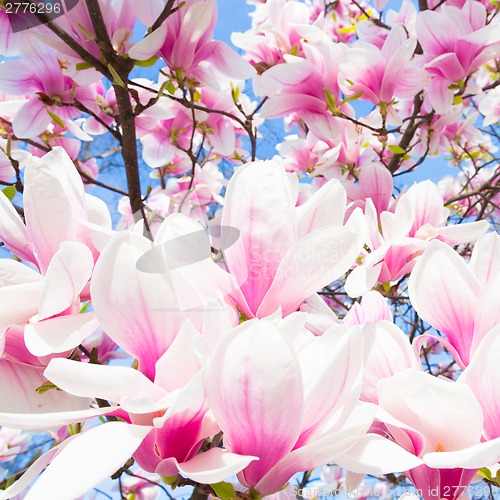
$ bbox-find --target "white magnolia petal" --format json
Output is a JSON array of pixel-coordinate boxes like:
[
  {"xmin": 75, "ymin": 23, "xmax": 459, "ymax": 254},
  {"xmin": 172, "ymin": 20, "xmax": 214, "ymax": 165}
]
[
  {"xmin": 24, "ymin": 423, "xmax": 151, "ymax": 500},
  {"xmin": 176, "ymin": 448, "xmax": 258, "ymax": 484}
]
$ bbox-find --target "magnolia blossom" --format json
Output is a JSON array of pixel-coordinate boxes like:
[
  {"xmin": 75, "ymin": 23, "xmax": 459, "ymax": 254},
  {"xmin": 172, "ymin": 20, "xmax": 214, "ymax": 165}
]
[
  {"xmin": 416, "ymin": 3, "xmax": 500, "ymax": 114},
  {"xmin": 409, "ymin": 233, "xmax": 500, "ymax": 367},
  {"xmin": 205, "ymin": 316, "xmax": 375, "ymax": 495},
  {"xmin": 337, "ymin": 369, "xmax": 500, "ymax": 500},
  {"xmin": 345, "ymin": 179, "xmax": 489, "ymax": 297},
  {"xmin": 220, "ymin": 159, "xmax": 364, "ymax": 318}
]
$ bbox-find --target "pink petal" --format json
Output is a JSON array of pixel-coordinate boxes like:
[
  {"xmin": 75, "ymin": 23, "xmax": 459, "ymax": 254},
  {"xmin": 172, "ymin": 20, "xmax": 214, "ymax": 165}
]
[
  {"xmin": 25, "ymin": 312, "xmax": 98, "ymax": 357},
  {"xmin": 206, "ymin": 319, "xmax": 304, "ymax": 488},
  {"xmin": 469, "ymin": 232, "xmax": 500, "ymax": 285},
  {"xmin": 254, "ymin": 404, "xmax": 375, "ymax": 495},
  {"xmin": 0, "ymin": 359, "xmax": 89, "ymax": 418},
  {"xmin": 221, "ymin": 161, "xmax": 298, "ymax": 316},
  {"xmin": 435, "ymin": 220, "xmax": 489, "ymax": 245},
  {"xmin": 45, "ymin": 358, "xmax": 167, "ymax": 409},
  {"xmin": 154, "ymin": 320, "xmax": 201, "ymax": 392},
  {"xmin": 0, "ymin": 282, "xmax": 43, "ymax": 338},
  {"xmin": 176, "ymin": 448, "xmax": 258, "ymax": 484},
  {"xmin": 378, "ymin": 370, "xmax": 484, "ymax": 453},
  {"xmin": 24, "ymin": 147, "xmax": 88, "ymax": 274},
  {"xmin": 424, "ymin": 438, "xmax": 500, "ymax": 469},
  {"xmin": 460, "ymin": 326, "xmax": 500, "ymax": 441},
  {"xmin": 0, "ymin": 406, "xmax": 116, "ymax": 431},
  {"xmin": 361, "ymin": 321, "xmax": 420, "ymax": 404},
  {"xmin": 258, "ymin": 226, "xmax": 360, "ymax": 317},
  {"xmin": 408, "ymin": 240, "xmax": 480, "ymax": 365},
  {"xmin": 296, "ymin": 179, "xmax": 347, "ymax": 239},
  {"xmin": 13, "ymin": 99, "xmax": 50, "ymax": 139},
  {"xmin": 335, "ymin": 433, "xmax": 424, "ymax": 474},
  {"xmin": 129, "ymin": 22, "xmax": 167, "ymax": 60},
  {"xmin": 90, "ymin": 231, "xmax": 184, "ymax": 380},
  {"xmin": 427, "ymin": 77, "xmax": 455, "ymax": 115},
  {"xmin": 203, "ymin": 40, "xmax": 256, "ymax": 80},
  {"xmin": 24, "ymin": 423, "xmax": 151, "ymax": 500},
  {"xmin": 38, "ymin": 241, "xmax": 94, "ymax": 320},
  {"xmin": 0, "ymin": 191, "xmax": 36, "ymax": 265},
  {"xmin": 359, "ymin": 163, "xmax": 393, "ymax": 215}
]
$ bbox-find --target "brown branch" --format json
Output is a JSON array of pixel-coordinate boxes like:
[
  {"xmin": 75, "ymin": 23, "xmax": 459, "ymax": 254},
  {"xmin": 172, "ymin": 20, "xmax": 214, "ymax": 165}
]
[
  {"xmin": 150, "ymin": 0, "xmax": 177, "ymax": 32},
  {"xmin": 386, "ymin": 93, "xmax": 427, "ymax": 173},
  {"xmin": 84, "ymin": 0, "xmax": 151, "ymax": 234}
]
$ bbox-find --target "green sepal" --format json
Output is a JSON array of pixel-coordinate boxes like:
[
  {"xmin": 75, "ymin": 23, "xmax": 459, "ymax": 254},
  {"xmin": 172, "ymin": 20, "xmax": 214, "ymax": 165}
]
[
  {"xmin": 388, "ymin": 145, "xmax": 406, "ymax": 155},
  {"xmin": 211, "ymin": 481, "xmax": 236, "ymax": 499},
  {"xmin": 2, "ymin": 186, "xmax": 16, "ymax": 201},
  {"xmin": 135, "ymin": 55, "xmax": 159, "ymax": 67}
]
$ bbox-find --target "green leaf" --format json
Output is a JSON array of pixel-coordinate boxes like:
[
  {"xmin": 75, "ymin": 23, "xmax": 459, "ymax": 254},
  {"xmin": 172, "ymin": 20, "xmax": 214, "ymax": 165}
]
[
  {"xmin": 452, "ymin": 95, "xmax": 463, "ymax": 105},
  {"xmin": 388, "ymin": 145, "xmax": 406, "ymax": 155},
  {"xmin": 341, "ymin": 92, "xmax": 363, "ymax": 104},
  {"xmin": 211, "ymin": 481, "xmax": 236, "ymax": 499},
  {"xmin": 324, "ymin": 88, "xmax": 337, "ymax": 113},
  {"xmin": 161, "ymin": 475, "xmax": 178, "ymax": 485},
  {"xmin": 36, "ymin": 381, "xmax": 61, "ymax": 395},
  {"xmin": 75, "ymin": 62, "xmax": 93, "ymax": 71},
  {"xmin": 2, "ymin": 186, "xmax": 16, "ymax": 201},
  {"xmin": 77, "ymin": 23, "xmax": 96, "ymax": 41},
  {"xmin": 478, "ymin": 467, "xmax": 492, "ymax": 481},
  {"xmin": 165, "ymin": 80, "xmax": 176, "ymax": 95},
  {"xmin": 135, "ymin": 55, "xmax": 159, "ymax": 67},
  {"xmin": 108, "ymin": 64, "xmax": 126, "ymax": 88},
  {"xmin": 47, "ymin": 110, "xmax": 65, "ymax": 129}
]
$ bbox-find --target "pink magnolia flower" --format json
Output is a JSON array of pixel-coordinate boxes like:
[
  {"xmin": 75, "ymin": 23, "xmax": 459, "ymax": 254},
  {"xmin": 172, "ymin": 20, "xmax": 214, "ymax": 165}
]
[
  {"xmin": 0, "ymin": 427, "xmax": 30, "ymax": 464},
  {"xmin": 254, "ymin": 27, "xmax": 350, "ymax": 138},
  {"xmin": 408, "ymin": 233, "xmax": 500, "ymax": 367},
  {"xmin": 0, "ymin": 47, "xmax": 96, "ymax": 138},
  {"xmin": 32, "ymin": 0, "xmax": 165, "ymax": 64},
  {"xmin": 337, "ymin": 369, "xmax": 500, "ymax": 500},
  {"xmin": 459, "ymin": 325, "xmax": 500, "ymax": 441},
  {"xmin": 416, "ymin": 3, "xmax": 500, "ymax": 114},
  {"xmin": 220, "ymin": 159, "xmax": 363, "ymax": 318},
  {"xmin": 205, "ymin": 316, "xmax": 375, "ymax": 495},
  {"xmin": 90, "ymin": 213, "xmax": 237, "ymax": 380},
  {"xmin": 157, "ymin": 0, "xmax": 254, "ymax": 88},
  {"xmin": 0, "ymin": 147, "xmax": 111, "ymax": 274},
  {"xmin": 139, "ymin": 100, "xmax": 193, "ymax": 171},
  {"xmin": 232, "ymin": 0, "xmax": 311, "ymax": 68},
  {"xmin": 43, "ymin": 321, "xmax": 255, "ymax": 486},
  {"xmin": 339, "ymin": 24, "xmax": 428, "ymax": 106},
  {"xmin": 345, "ymin": 180, "xmax": 489, "ymax": 297},
  {"xmin": 343, "ymin": 291, "xmax": 392, "ymax": 327}
]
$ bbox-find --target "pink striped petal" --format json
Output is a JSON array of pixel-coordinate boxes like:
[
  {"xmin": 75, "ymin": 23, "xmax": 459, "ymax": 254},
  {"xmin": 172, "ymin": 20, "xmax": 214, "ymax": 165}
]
[
  {"xmin": 221, "ymin": 161, "xmax": 298, "ymax": 316},
  {"xmin": 259, "ymin": 226, "xmax": 360, "ymax": 317},
  {"xmin": 38, "ymin": 241, "xmax": 94, "ymax": 320},
  {"xmin": 24, "ymin": 147, "xmax": 88, "ymax": 274},
  {"xmin": 175, "ymin": 448, "xmax": 258, "ymax": 484},
  {"xmin": 460, "ymin": 326, "xmax": 500, "ymax": 441},
  {"xmin": 206, "ymin": 319, "xmax": 303, "ymax": 488},
  {"xmin": 408, "ymin": 240, "xmax": 480, "ymax": 365},
  {"xmin": 24, "ymin": 423, "xmax": 151, "ymax": 500},
  {"xmin": 0, "ymin": 191, "xmax": 36, "ymax": 265},
  {"xmin": 90, "ymin": 231, "xmax": 188, "ymax": 380},
  {"xmin": 13, "ymin": 98, "xmax": 50, "ymax": 139},
  {"xmin": 296, "ymin": 179, "xmax": 347, "ymax": 239}
]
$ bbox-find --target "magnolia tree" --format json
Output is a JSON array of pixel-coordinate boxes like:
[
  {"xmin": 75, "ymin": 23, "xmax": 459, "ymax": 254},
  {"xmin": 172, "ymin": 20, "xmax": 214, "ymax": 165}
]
[{"xmin": 0, "ymin": 0, "xmax": 499, "ymax": 498}]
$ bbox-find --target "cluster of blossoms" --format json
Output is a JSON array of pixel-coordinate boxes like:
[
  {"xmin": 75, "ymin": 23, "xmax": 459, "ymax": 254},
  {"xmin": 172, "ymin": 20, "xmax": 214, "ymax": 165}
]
[{"xmin": 0, "ymin": 0, "xmax": 499, "ymax": 499}]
